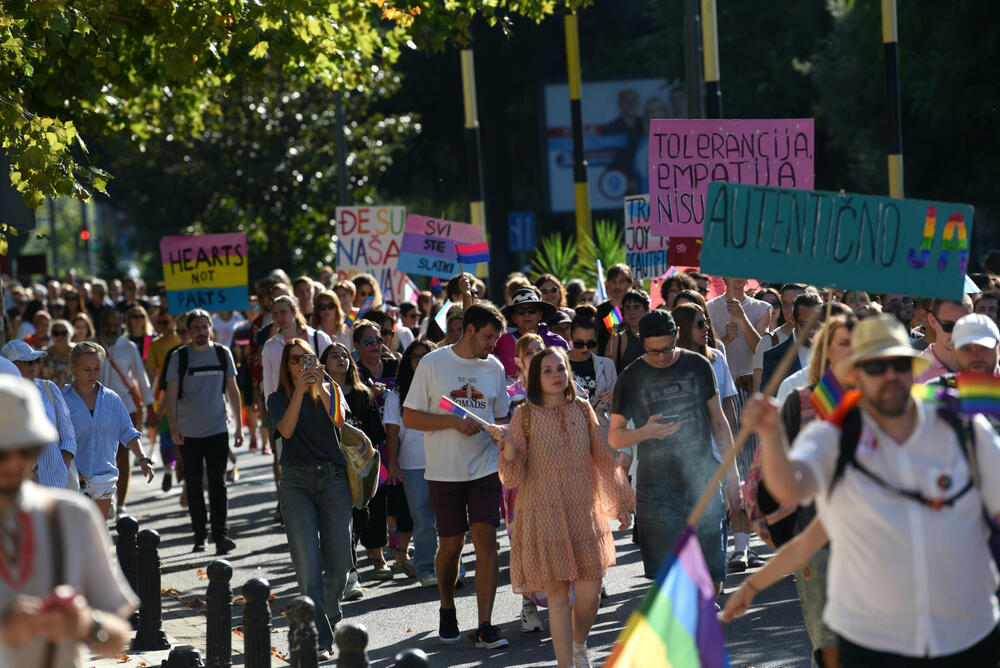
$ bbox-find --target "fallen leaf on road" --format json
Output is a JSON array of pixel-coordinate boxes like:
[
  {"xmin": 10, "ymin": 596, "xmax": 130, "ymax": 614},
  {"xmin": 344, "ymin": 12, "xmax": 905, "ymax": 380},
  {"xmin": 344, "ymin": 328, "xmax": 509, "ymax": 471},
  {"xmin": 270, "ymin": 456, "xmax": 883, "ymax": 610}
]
[
  {"xmin": 233, "ymin": 629, "xmax": 245, "ymax": 638},
  {"xmin": 406, "ymin": 627, "xmax": 413, "ymax": 632},
  {"xmin": 196, "ymin": 570, "xmax": 206, "ymax": 575},
  {"xmin": 117, "ymin": 654, "xmax": 129, "ymax": 662},
  {"xmin": 269, "ymin": 594, "xmax": 276, "ymax": 600},
  {"xmin": 377, "ymin": 604, "xmax": 386, "ymax": 609},
  {"xmin": 187, "ymin": 598, "xmax": 204, "ymax": 607},
  {"xmin": 138, "ymin": 663, "xmax": 147, "ymax": 666},
  {"xmin": 234, "ymin": 595, "xmax": 245, "ymax": 601}
]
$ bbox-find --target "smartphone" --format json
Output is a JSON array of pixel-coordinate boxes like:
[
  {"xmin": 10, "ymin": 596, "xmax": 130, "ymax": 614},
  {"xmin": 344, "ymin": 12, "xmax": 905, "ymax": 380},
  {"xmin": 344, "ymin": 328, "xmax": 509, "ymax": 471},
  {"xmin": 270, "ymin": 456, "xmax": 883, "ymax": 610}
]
[
  {"xmin": 658, "ymin": 414, "xmax": 680, "ymax": 423},
  {"xmin": 302, "ymin": 354, "xmax": 319, "ymax": 371}
]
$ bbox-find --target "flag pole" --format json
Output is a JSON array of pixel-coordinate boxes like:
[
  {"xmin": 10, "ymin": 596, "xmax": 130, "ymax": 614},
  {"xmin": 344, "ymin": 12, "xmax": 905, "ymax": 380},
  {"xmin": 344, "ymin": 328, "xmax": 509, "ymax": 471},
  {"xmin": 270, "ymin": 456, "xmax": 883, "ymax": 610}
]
[{"xmin": 686, "ymin": 305, "xmax": 823, "ymax": 526}]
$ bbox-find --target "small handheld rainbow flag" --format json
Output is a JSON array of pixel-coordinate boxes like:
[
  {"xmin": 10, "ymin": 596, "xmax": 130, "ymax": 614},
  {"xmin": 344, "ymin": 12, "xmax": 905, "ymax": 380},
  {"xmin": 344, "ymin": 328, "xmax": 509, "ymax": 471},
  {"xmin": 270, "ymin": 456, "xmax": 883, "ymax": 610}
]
[
  {"xmin": 603, "ymin": 306, "xmax": 623, "ymax": 334},
  {"xmin": 809, "ymin": 367, "xmax": 845, "ymax": 420},
  {"xmin": 345, "ymin": 295, "xmax": 376, "ymax": 327},
  {"xmin": 604, "ymin": 525, "xmax": 730, "ymax": 668},
  {"xmin": 328, "ymin": 380, "xmax": 345, "ymax": 427},
  {"xmin": 956, "ymin": 372, "xmax": 1000, "ymax": 416},
  {"xmin": 455, "ymin": 242, "xmax": 490, "ymax": 265}
]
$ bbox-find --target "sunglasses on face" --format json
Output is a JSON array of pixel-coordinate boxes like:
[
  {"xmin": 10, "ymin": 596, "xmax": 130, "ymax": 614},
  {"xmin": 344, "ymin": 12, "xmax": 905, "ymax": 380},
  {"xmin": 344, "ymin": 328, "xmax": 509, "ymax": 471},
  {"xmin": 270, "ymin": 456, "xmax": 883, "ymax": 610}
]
[
  {"xmin": 362, "ymin": 336, "xmax": 383, "ymax": 347},
  {"xmin": 937, "ymin": 319, "xmax": 957, "ymax": 333},
  {"xmin": 573, "ymin": 340, "xmax": 598, "ymax": 349},
  {"xmin": 858, "ymin": 357, "xmax": 912, "ymax": 375},
  {"xmin": 694, "ymin": 319, "xmax": 708, "ymax": 329},
  {"xmin": 51, "ymin": 330, "xmax": 68, "ymax": 336},
  {"xmin": 380, "ymin": 329, "xmax": 394, "ymax": 339},
  {"xmin": 514, "ymin": 306, "xmax": 538, "ymax": 316},
  {"xmin": 316, "ymin": 303, "xmax": 337, "ymax": 312},
  {"xmin": 0, "ymin": 446, "xmax": 42, "ymax": 461}
]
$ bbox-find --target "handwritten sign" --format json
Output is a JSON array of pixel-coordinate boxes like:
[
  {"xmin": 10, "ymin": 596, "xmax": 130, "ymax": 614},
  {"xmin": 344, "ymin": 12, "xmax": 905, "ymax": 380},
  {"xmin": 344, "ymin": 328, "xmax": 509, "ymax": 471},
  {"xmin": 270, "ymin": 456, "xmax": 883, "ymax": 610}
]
[
  {"xmin": 335, "ymin": 205, "xmax": 412, "ymax": 302},
  {"xmin": 699, "ymin": 182, "xmax": 974, "ymax": 299},
  {"xmin": 624, "ymin": 195, "xmax": 670, "ymax": 280},
  {"xmin": 160, "ymin": 233, "xmax": 249, "ymax": 313},
  {"xmin": 396, "ymin": 215, "xmax": 485, "ymax": 279},
  {"xmin": 647, "ymin": 119, "xmax": 814, "ymax": 238}
]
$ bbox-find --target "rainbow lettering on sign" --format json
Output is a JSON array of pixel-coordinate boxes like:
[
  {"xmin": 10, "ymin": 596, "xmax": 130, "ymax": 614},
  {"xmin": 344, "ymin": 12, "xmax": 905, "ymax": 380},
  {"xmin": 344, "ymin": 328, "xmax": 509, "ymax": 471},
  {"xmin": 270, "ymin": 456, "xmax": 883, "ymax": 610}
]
[{"xmin": 907, "ymin": 206, "xmax": 969, "ymax": 276}]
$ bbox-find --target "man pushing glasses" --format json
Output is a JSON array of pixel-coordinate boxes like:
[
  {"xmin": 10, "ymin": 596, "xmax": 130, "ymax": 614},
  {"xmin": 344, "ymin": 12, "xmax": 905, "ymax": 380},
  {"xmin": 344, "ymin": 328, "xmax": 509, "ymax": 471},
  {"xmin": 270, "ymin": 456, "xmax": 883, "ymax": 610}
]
[{"xmin": 915, "ymin": 295, "xmax": 973, "ymax": 382}]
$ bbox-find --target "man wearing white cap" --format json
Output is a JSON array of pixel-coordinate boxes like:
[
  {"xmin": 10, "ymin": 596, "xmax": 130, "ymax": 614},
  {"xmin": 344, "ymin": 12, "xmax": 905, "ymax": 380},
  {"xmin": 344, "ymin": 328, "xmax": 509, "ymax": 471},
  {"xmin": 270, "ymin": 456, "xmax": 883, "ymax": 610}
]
[
  {"xmin": 0, "ymin": 375, "xmax": 135, "ymax": 666},
  {"xmin": 0, "ymin": 340, "xmax": 77, "ymax": 490}
]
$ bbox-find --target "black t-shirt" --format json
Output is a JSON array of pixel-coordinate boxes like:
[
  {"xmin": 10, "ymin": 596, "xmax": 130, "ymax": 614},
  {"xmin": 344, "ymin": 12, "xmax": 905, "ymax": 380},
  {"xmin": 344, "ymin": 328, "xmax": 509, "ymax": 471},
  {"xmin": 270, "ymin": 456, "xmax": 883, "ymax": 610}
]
[
  {"xmin": 570, "ymin": 356, "xmax": 597, "ymax": 400},
  {"xmin": 267, "ymin": 389, "xmax": 346, "ymax": 468},
  {"xmin": 344, "ymin": 387, "xmax": 387, "ymax": 446}
]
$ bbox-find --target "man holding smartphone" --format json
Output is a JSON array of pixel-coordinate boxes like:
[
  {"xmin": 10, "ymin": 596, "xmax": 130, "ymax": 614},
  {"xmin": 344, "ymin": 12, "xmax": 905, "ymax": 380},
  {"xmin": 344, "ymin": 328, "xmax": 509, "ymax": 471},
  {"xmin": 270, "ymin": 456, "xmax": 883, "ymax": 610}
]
[{"xmin": 164, "ymin": 309, "xmax": 243, "ymax": 554}]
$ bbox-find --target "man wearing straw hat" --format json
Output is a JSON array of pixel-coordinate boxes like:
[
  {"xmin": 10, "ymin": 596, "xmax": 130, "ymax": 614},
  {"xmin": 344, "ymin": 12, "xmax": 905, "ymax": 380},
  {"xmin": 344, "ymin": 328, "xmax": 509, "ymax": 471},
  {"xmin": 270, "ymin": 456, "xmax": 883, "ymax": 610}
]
[{"xmin": 744, "ymin": 314, "xmax": 1000, "ymax": 664}]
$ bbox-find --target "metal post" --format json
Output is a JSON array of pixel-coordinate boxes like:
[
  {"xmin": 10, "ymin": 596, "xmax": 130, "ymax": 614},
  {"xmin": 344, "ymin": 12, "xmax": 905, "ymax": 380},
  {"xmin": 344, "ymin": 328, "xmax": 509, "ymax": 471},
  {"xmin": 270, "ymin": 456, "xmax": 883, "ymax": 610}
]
[
  {"xmin": 286, "ymin": 596, "xmax": 319, "ymax": 668},
  {"xmin": 459, "ymin": 48, "xmax": 488, "ymax": 281},
  {"xmin": 700, "ymin": 0, "xmax": 723, "ymax": 118},
  {"xmin": 132, "ymin": 529, "xmax": 170, "ymax": 651},
  {"xmin": 683, "ymin": 0, "xmax": 705, "ymax": 119},
  {"xmin": 333, "ymin": 623, "xmax": 369, "ymax": 668},
  {"xmin": 206, "ymin": 560, "xmax": 233, "ymax": 667},
  {"xmin": 564, "ymin": 12, "xmax": 592, "ymax": 254},
  {"xmin": 393, "ymin": 648, "xmax": 428, "ymax": 667},
  {"xmin": 114, "ymin": 514, "xmax": 139, "ymax": 629},
  {"xmin": 243, "ymin": 578, "xmax": 271, "ymax": 668},
  {"xmin": 881, "ymin": 0, "xmax": 903, "ymax": 197}
]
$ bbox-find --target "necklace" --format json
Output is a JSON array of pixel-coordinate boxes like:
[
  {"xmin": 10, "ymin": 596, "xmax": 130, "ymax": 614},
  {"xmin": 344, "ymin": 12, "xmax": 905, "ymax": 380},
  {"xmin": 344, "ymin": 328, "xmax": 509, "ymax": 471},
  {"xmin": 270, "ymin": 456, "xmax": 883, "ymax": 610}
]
[{"xmin": 0, "ymin": 512, "xmax": 35, "ymax": 589}]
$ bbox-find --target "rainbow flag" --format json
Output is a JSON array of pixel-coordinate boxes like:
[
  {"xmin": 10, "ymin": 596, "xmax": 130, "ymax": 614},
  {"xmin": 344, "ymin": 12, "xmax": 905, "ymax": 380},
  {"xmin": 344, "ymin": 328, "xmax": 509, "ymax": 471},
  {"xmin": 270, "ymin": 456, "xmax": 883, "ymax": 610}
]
[
  {"xmin": 605, "ymin": 525, "xmax": 730, "ymax": 668},
  {"xmin": 956, "ymin": 372, "xmax": 1000, "ymax": 415},
  {"xmin": 809, "ymin": 367, "xmax": 844, "ymax": 420},
  {"xmin": 438, "ymin": 395, "xmax": 470, "ymax": 419},
  {"xmin": 455, "ymin": 241, "xmax": 490, "ymax": 264},
  {"xmin": 911, "ymin": 383, "xmax": 943, "ymax": 404},
  {"xmin": 345, "ymin": 295, "xmax": 376, "ymax": 327},
  {"xmin": 328, "ymin": 380, "xmax": 345, "ymax": 427},
  {"xmin": 603, "ymin": 306, "xmax": 623, "ymax": 334}
]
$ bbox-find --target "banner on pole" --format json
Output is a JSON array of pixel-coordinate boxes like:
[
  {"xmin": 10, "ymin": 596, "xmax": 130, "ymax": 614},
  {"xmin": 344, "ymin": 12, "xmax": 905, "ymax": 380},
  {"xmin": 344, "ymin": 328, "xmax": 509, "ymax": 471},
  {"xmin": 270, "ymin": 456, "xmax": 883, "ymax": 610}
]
[
  {"xmin": 647, "ymin": 119, "xmax": 815, "ymax": 241},
  {"xmin": 699, "ymin": 182, "xmax": 974, "ymax": 299},
  {"xmin": 396, "ymin": 215, "xmax": 485, "ymax": 279},
  {"xmin": 335, "ymin": 205, "xmax": 412, "ymax": 303},
  {"xmin": 160, "ymin": 233, "xmax": 249, "ymax": 313},
  {"xmin": 624, "ymin": 195, "xmax": 671, "ymax": 281}
]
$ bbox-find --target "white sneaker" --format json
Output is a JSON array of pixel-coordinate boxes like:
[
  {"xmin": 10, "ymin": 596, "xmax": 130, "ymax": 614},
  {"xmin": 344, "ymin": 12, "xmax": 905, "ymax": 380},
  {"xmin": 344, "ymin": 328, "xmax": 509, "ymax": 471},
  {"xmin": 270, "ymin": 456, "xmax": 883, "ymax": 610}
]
[
  {"xmin": 342, "ymin": 570, "xmax": 364, "ymax": 601},
  {"xmin": 573, "ymin": 643, "xmax": 591, "ymax": 668},
  {"xmin": 419, "ymin": 574, "xmax": 439, "ymax": 588},
  {"xmin": 521, "ymin": 599, "xmax": 544, "ymax": 632}
]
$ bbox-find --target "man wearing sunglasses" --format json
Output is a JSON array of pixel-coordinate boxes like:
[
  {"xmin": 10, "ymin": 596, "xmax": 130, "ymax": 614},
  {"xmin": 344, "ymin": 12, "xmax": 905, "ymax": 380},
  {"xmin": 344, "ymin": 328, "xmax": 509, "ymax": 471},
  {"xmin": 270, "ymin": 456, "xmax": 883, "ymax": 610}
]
[
  {"xmin": 916, "ymin": 295, "xmax": 973, "ymax": 383},
  {"xmin": 745, "ymin": 314, "xmax": 1000, "ymax": 664}
]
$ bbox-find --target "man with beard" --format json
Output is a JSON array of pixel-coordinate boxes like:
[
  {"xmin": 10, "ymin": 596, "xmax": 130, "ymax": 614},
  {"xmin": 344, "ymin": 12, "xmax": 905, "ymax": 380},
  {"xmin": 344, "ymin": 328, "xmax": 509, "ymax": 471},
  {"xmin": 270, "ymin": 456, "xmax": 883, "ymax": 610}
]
[
  {"xmin": 743, "ymin": 314, "xmax": 1000, "ymax": 664},
  {"xmin": 0, "ymin": 375, "xmax": 136, "ymax": 666},
  {"xmin": 95, "ymin": 307, "xmax": 155, "ymax": 517},
  {"xmin": 164, "ymin": 309, "xmax": 243, "ymax": 554}
]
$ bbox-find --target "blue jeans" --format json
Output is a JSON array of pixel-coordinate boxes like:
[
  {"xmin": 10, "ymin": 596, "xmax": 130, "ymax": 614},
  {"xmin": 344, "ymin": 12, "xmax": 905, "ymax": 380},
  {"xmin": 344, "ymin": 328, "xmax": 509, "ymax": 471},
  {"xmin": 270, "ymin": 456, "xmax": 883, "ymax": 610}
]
[
  {"xmin": 400, "ymin": 468, "xmax": 437, "ymax": 578},
  {"xmin": 280, "ymin": 462, "xmax": 353, "ymax": 651}
]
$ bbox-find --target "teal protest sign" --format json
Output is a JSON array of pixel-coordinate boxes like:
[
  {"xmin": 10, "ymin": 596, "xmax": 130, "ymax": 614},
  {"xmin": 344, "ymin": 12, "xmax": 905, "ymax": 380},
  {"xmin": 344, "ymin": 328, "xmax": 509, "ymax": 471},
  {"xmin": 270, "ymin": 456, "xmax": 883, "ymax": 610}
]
[{"xmin": 700, "ymin": 182, "xmax": 974, "ymax": 299}]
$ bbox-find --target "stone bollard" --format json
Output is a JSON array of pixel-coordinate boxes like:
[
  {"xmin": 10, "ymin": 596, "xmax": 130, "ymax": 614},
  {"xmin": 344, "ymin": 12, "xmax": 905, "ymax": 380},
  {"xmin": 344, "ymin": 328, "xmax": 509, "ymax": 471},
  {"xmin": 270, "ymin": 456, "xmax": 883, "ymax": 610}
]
[
  {"xmin": 115, "ymin": 514, "xmax": 139, "ymax": 628},
  {"xmin": 161, "ymin": 644, "xmax": 206, "ymax": 668},
  {"xmin": 334, "ymin": 623, "xmax": 369, "ymax": 668},
  {"xmin": 393, "ymin": 648, "xmax": 428, "ymax": 667},
  {"xmin": 206, "ymin": 560, "xmax": 233, "ymax": 667},
  {"xmin": 243, "ymin": 578, "xmax": 272, "ymax": 668},
  {"xmin": 286, "ymin": 596, "xmax": 318, "ymax": 668},
  {"xmin": 132, "ymin": 529, "xmax": 170, "ymax": 651}
]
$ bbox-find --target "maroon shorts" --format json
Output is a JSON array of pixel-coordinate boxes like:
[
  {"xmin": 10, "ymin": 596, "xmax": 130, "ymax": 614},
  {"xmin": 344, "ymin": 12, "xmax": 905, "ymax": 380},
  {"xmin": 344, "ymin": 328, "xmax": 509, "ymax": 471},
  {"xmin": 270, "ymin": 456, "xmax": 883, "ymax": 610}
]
[{"xmin": 427, "ymin": 473, "xmax": 501, "ymax": 538}]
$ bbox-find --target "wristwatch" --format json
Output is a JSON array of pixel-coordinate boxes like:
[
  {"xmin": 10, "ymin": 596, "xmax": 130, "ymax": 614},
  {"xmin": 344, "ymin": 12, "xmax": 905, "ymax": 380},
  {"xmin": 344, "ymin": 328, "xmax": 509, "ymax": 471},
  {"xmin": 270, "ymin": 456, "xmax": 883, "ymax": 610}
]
[
  {"xmin": 87, "ymin": 610, "xmax": 109, "ymax": 645},
  {"xmin": 138, "ymin": 457, "xmax": 153, "ymax": 466}
]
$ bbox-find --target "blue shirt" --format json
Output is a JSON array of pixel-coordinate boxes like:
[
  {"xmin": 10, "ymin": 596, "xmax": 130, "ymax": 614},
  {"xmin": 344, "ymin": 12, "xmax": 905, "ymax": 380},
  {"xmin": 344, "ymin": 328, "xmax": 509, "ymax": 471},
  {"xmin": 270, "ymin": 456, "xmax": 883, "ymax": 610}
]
[
  {"xmin": 34, "ymin": 379, "xmax": 76, "ymax": 488},
  {"xmin": 63, "ymin": 383, "xmax": 141, "ymax": 478}
]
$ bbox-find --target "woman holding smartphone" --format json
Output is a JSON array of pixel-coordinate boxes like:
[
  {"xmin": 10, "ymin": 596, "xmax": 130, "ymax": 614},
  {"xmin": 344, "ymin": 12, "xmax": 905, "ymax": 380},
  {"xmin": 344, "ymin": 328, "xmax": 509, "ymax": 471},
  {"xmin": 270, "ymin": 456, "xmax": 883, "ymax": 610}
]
[{"xmin": 267, "ymin": 338, "xmax": 352, "ymax": 662}]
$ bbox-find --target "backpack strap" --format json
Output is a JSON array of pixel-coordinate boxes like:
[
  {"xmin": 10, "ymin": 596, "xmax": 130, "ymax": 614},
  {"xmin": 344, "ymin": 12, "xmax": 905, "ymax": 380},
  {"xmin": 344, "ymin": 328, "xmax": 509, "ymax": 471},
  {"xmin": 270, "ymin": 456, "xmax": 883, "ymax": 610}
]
[
  {"xmin": 831, "ymin": 406, "xmax": 863, "ymax": 494},
  {"xmin": 214, "ymin": 343, "xmax": 227, "ymax": 395},
  {"xmin": 176, "ymin": 345, "xmax": 189, "ymax": 400}
]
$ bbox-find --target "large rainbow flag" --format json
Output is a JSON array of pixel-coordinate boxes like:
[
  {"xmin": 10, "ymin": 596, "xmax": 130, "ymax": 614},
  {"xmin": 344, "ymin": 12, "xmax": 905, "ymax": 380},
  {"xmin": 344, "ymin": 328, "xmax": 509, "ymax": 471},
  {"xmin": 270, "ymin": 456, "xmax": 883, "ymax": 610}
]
[{"xmin": 604, "ymin": 526, "xmax": 730, "ymax": 668}]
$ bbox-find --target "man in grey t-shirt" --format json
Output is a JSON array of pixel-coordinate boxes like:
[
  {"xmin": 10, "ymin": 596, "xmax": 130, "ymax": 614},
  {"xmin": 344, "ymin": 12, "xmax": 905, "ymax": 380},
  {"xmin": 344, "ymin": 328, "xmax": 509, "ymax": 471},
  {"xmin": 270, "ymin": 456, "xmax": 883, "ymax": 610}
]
[{"xmin": 165, "ymin": 309, "xmax": 243, "ymax": 554}]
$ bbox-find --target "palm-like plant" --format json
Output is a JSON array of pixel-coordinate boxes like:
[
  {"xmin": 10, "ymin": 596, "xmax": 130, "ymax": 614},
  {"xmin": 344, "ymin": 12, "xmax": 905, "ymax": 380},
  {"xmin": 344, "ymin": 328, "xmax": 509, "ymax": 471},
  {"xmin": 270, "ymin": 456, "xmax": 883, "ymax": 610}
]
[
  {"xmin": 530, "ymin": 217, "xmax": 627, "ymax": 286},
  {"xmin": 579, "ymin": 218, "xmax": 626, "ymax": 284},
  {"xmin": 529, "ymin": 232, "xmax": 580, "ymax": 284}
]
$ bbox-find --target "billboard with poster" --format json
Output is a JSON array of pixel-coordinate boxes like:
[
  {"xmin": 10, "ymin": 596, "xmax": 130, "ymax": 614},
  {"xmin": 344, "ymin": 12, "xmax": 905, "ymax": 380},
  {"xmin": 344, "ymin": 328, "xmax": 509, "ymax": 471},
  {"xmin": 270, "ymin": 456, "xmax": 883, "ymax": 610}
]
[{"xmin": 543, "ymin": 78, "xmax": 683, "ymax": 213}]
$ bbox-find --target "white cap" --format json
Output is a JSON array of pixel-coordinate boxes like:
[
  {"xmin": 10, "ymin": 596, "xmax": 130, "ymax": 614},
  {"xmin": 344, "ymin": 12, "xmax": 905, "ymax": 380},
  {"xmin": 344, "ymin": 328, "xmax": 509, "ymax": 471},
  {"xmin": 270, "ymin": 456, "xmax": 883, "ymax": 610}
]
[
  {"xmin": 0, "ymin": 375, "xmax": 57, "ymax": 448},
  {"xmin": 952, "ymin": 313, "xmax": 1000, "ymax": 350}
]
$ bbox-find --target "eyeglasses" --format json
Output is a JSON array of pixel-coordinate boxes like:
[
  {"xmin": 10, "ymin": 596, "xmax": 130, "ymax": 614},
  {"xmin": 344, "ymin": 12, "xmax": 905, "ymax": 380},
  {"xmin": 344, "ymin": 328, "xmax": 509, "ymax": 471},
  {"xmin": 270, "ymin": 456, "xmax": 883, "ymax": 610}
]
[
  {"xmin": 857, "ymin": 357, "xmax": 912, "ymax": 375},
  {"xmin": 316, "ymin": 303, "xmax": 338, "ymax": 312},
  {"xmin": 573, "ymin": 340, "xmax": 598, "ymax": 349},
  {"xmin": 51, "ymin": 330, "xmax": 68, "ymax": 336},
  {"xmin": 362, "ymin": 336, "xmax": 383, "ymax": 347},
  {"xmin": 514, "ymin": 305, "xmax": 539, "ymax": 316},
  {"xmin": 539, "ymin": 287, "xmax": 559, "ymax": 296},
  {"xmin": 694, "ymin": 320, "xmax": 708, "ymax": 329},
  {"xmin": 380, "ymin": 329, "xmax": 394, "ymax": 339},
  {"xmin": 644, "ymin": 345, "xmax": 675, "ymax": 357},
  {"xmin": 0, "ymin": 446, "xmax": 42, "ymax": 461},
  {"xmin": 937, "ymin": 319, "xmax": 957, "ymax": 333}
]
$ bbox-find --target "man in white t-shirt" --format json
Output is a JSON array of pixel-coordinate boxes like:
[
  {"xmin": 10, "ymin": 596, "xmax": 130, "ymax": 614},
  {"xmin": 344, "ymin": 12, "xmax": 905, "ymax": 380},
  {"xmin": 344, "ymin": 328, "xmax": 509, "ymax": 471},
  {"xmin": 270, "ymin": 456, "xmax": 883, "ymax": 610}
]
[
  {"xmin": 403, "ymin": 303, "xmax": 511, "ymax": 650},
  {"xmin": 744, "ymin": 314, "xmax": 1000, "ymax": 663}
]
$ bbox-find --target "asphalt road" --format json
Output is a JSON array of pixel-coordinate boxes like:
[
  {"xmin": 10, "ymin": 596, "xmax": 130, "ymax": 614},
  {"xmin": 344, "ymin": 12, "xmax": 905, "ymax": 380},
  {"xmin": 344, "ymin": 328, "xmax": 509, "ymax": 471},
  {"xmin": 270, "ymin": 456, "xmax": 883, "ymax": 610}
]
[{"xmin": 114, "ymin": 449, "xmax": 813, "ymax": 667}]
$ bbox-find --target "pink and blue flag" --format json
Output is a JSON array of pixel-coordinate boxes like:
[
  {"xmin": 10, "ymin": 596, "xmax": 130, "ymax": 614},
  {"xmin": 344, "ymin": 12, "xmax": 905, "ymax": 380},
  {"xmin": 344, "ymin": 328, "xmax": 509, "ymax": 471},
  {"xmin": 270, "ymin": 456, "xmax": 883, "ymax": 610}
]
[
  {"xmin": 455, "ymin": 242, "xmax": 491, "ymax": 265},
  {"xmin": 438, "ymin": 396, "xmax": 470, "ymax": 419},
  {"xmin": 605, "ymin": 525, "xmax": 730, "ymax": 667}
]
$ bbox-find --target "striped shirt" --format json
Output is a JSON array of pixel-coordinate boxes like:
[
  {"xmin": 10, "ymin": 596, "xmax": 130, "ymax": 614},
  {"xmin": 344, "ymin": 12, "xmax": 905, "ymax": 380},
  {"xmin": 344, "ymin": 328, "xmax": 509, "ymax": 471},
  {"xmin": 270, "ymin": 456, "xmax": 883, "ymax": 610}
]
[{"xmin": 32, "ymin": 378, "xmax": 76, "ymax": 488}]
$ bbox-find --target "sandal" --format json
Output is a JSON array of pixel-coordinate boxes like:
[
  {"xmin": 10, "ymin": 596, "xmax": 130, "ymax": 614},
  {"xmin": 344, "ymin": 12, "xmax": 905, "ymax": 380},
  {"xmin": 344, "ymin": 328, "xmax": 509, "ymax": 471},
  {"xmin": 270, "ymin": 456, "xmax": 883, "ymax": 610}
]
[
  {"xmin": 746, "ymin": 550, "xmax": 767, "ymax": 569},
  {"xmin": 392, "ymin": 558, "xmax": 417, "ymax": 577},
  {"xmin": 727, "ymin": 552, "xmax": 748, "ymax": 573},
  {"xmin": 371, "ymin": 563, "xmax": 394, "ymax": 580}
]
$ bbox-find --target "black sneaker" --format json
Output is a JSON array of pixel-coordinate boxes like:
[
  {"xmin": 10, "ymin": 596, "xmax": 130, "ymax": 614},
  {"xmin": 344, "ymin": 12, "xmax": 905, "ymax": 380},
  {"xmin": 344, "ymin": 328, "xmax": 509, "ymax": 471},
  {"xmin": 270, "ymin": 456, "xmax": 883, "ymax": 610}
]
[
  {"xmin": 193, "ymin": 539, "xmax": 206, "ymax": 553},
  {"xmin": 475, "ymin": 622, "xmax": 509, "ymax": 649},
  {"xmin": 216, "ymin": 537, "xmax": 237, "ymax": 555},
  {"xmin": 438, "ymin": 608, "xmax": 461, "ymax": 644},
  {"xmin": 161, "ymin": 474, "xmax": 172, "ymax": 493}
]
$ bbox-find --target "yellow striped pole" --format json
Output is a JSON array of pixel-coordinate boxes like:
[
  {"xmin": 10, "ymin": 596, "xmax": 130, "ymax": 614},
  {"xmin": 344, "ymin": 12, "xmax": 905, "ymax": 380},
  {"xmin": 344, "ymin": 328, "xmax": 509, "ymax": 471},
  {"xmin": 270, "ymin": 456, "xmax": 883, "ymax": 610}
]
[
  {"xmin": 700, "ymin": 0, "xmax": 722, "ymax": 118},
  {"xmin": 460, "ymin": 48, "xmax": 488, "ymax": 279},
  {"xmin": 881, "ymin": 0, "xmax": 904, "ymax": 198},
  {"xmin": 564, "ymin": 12, "xmax": 592, "ymax": 255}
]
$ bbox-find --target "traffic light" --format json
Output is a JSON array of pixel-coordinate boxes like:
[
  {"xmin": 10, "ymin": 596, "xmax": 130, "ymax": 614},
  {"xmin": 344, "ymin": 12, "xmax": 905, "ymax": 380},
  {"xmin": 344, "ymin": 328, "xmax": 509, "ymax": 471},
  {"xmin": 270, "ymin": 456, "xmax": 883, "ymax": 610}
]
[{"xmin": 80, "ymin": 225, "xmax": 90, "ymax": 241}]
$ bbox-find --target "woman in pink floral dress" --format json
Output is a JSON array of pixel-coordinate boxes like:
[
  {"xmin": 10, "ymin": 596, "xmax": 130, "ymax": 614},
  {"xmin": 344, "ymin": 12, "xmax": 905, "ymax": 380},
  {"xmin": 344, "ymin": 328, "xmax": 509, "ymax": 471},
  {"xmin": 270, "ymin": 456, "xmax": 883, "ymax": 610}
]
[{"xmin": 489, "ymin": 347, "xmax": 634, "ymax": 668}]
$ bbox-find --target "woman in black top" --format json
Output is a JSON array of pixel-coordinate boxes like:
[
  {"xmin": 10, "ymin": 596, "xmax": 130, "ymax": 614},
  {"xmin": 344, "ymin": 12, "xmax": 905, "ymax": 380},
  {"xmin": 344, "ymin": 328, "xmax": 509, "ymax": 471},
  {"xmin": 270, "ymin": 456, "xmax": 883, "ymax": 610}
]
[
  {"xmin": 266, "ymin": 338, "xmax": 352, "ymax": 661},
  {"xmin": 605, "ymin": 288, "xmax": 650, "ymax": 372}
]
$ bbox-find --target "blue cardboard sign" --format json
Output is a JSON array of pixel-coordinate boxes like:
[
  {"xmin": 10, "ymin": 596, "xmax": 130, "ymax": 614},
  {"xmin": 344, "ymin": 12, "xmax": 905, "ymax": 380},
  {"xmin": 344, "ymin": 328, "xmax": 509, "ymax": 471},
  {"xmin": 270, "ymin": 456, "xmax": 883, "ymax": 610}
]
[
  {"xmin": 508, "ymin": 211, "xmax": 536, "ymax": 253},
  {"xmin": 700, "ymin": 182, "xmax": 974, "ymax": 299}
]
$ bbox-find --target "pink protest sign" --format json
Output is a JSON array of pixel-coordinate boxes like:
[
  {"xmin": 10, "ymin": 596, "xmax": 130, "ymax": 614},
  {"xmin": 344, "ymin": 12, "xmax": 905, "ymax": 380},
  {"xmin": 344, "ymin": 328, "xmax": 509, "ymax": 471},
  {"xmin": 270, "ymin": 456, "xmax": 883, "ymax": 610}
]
[
  {"xmin": 647, "ymin": 119, "xmax": 814, "ymax": 238},
  {"xmin": 396, "ymin": 215, "xmax": 485, "ymax": 278}
]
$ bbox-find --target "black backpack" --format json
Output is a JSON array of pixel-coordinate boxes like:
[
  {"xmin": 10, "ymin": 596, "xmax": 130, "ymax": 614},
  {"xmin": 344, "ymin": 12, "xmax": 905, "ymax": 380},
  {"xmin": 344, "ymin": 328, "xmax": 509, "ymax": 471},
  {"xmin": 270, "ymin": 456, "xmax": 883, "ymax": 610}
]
[{"xmin": 176, "ymin": 344, "xmax": 228, "ymax": 400}]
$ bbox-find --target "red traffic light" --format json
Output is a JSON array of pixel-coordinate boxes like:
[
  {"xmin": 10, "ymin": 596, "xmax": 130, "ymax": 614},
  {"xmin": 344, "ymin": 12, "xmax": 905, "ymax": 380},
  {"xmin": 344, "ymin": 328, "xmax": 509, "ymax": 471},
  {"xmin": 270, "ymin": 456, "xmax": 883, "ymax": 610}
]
[{"xmin": 80, "ymin": 228, "xmax": 90, "ymax": 241}]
